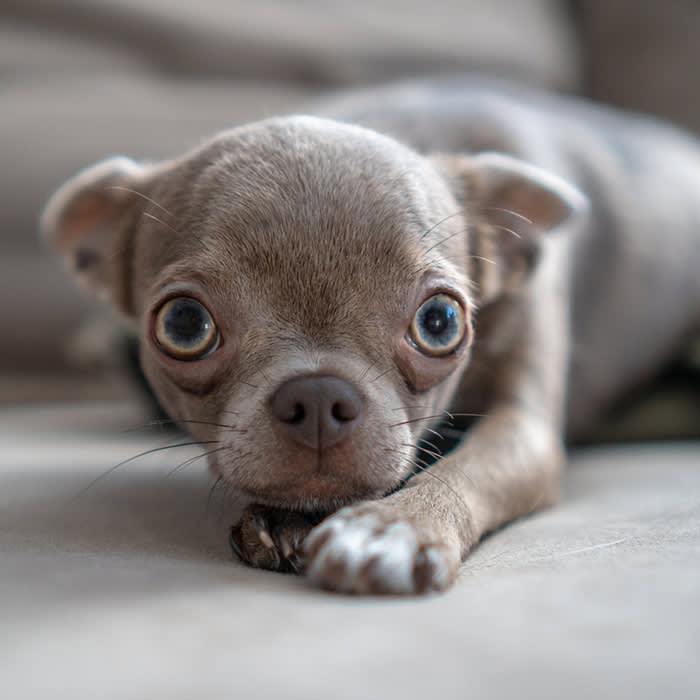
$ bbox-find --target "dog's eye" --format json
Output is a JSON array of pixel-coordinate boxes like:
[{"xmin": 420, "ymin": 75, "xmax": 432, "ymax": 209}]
[
  {"xmin": 154, "ymin": 297, "xmax": 218, "ymax": 360},
  {"xmin": 409, "ymin": 294, "xmax": 466, "ymax": 356}
]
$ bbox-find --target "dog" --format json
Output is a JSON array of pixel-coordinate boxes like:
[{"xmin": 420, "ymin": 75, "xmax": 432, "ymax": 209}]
[{"xmin": 41, "ymin": 79, "xmax": 700, "ymax": 594}]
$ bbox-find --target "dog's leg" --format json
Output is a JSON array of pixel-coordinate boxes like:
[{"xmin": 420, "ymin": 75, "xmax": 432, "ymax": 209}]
[{"xmin": 305, "ymin": 264, "xmax": 569, "ymax": 595}]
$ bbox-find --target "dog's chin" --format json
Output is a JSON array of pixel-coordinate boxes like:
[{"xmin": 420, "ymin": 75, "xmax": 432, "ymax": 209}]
[{"xmin": 235, "ymin": 475, "xmax": 394, "ymax": 513}]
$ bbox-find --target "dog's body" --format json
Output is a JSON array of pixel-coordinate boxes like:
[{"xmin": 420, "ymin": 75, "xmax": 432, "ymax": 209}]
[
  {"xmin": 316, "ymin": 81, "xmax": 700, "ymax": 437},
  {"xmin": 43, "ymin": 80, "xmax": 700, "ymax": 594}
]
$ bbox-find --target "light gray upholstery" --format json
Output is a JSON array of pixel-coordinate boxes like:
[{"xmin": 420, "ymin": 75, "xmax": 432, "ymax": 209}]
[{"xmin": 0, "ymin": 404, "xmax": 698, "ymax": 699}]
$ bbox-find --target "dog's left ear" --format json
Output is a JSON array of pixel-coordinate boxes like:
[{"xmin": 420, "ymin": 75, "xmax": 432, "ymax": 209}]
[{"xmin": 434, "ymin": 152, "xmax": 589, "ymax": 304}]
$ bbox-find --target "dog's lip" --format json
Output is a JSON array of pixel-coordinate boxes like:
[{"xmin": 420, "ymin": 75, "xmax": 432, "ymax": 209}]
[{"xmin": 239, "ymin": 473, "xmax": 379, "ymax": 506}]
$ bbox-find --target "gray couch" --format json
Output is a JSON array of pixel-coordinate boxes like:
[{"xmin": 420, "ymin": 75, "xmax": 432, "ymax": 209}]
[
  {"xmin": 1, "ymin": 2, "xmax": 698, "ymax": 698},
  {"xmin": 2, "ymin": 417, "xmax": 698, "ymax": 699}
]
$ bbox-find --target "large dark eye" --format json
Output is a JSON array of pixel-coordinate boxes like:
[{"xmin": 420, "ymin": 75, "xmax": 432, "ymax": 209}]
[
  {"xmin": 154, "ymin": 297, "xmax": 218, "ymax": 360},
  {"xmin": 410, "ymin": 294, "xmax": 466, "ymax": 356}
]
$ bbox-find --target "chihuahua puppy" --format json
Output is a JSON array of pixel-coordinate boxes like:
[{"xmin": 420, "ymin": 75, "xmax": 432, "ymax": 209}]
[{"xmin": 42, "ymin": 80, "xmax": 700, "ymax": 594}]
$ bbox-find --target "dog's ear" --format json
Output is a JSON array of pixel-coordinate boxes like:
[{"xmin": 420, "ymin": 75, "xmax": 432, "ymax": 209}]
[
  {"xmin": 41, "ymin": 157, "xmax": 148, "ymax": 314},
  {"xmin": 434, "ymin": 152, "xmax": 588, "ymax": 304}
]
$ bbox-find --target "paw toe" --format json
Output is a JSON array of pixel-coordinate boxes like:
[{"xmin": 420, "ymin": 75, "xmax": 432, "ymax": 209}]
[
  {"xmin": 230, "ymin": 506, "xmax": 314, "ymax": 574},
  {"xmin": 305, "ymin": 508, "xmax": 457, "ymax": 595}
]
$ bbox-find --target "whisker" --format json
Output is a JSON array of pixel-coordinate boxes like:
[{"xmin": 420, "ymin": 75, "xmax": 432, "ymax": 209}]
[
  {"xmin": 123, "ymin": 418, "xmax": 245, "ymax": 433},
  {"xmin": 423, "ymin": 228, "xmax": 466, "ymax": 255},
  {"xmin": 356, "ymin": 359, "xmax": 380, "ymax": 384},
  {"xmin": 423, "ymin": 427, "xmax": 444, "ymax": 441},
  {"xmin": 419, "ymin": 211, "xmax": 464, "ymax": 241},
  {"xmin": 393, "ymin": 414, "xmax": 457, "ymax": 429},
  {"xmin": 437, "ymin": 410, "xmax": 495, "ymax": 422},
  {"xmin": 399, "ymin": 432, "xmax": 478, "ymax": 493},
  {"xmin": 121, "ymin": 419, "xmax": 181, "ymax": 433},
  {"xmin": 490, "ymin": 223, "xmax": 522, "ymax": 240},
  {"xmin": 141, "ymin": 211, "xmax": 182, "ymax": 237},
  {"xmin": 256, "ymin": 366, "xmax": 274, "ymax": 384},
  {"xmin": 71, "ymin": 440, "xmax": 218, "ymax": 500},
  {"xmin": 179, "ymin": 420, "xmax": 246, "ymax": 432},
  {"xmin": 389, "ymin": 446, "xmax": 431, "ymax": 470},
  {"xmin": 469, "ymin": 254, "xmax": 498, "ymax": 266},
  {"xmin": 409, "ymin": 261, "xmax": 437, "ymax": 277},
  {"xmin": 369, "ymin": 367, "xmax": 394, "ymax": 384},
  {"xmin": 402, "ymin": 442, "xmax": 442, "ymax": 462},
  {"xmin": 105, "ymin": 185, "xmax": 175, "ymax": 218},
  {"xmin": 481, "ymin": 206, "xmax": 533, "ymax": 225},
  {"xmin": 166, "ymin": 444, "xmax": 231, "ymax": 479},
  {"xmin": 415, "ymin": 435, "xmax": 442, "ymax": 450},
  {"xmin": 207, "ymin": 476, "xmax": 223, "ymax": 511},
  {"xmin": 389, "ymin": 414, "xmax": 449, "ymax": 428},
  {"xmin": 416, "ymin": 438, "xmax": 443, "ymax": 456},
  {"xmin": 389, "ymin": 406, "xmax": 488, "ymax": 430}
]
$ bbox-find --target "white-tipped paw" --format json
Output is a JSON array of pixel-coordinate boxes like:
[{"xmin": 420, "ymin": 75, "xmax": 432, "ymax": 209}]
[{"xmin": 304, "ymin": 503, "xmax": 459, "ymax": 595}]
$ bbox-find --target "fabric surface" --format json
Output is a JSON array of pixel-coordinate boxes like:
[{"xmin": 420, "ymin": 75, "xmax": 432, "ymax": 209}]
[
  {"xmin": 0, "ymin": 403, "xmax": 698, "ymax": 699},
  {"xmin": 3, "ymin": 0, "xmax": 578, "ymax": 87},
  {"xmin": 577, "ymin": 0, "xmax": 700, "ymax": 135}
]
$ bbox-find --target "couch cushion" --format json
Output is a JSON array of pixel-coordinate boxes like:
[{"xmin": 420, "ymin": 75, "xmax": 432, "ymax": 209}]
[
  {"xmin": 4, "ymin": 0, "xmax": 579, "ymax": 88},
  {"xmin": 0, "ymin": 404, "xmax": 698, "ymax": 700}
]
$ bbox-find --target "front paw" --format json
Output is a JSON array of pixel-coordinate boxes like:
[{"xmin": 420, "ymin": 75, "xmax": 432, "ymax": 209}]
[
  {"xmin": 304, "ymin": 503, "xmax": 459, "ymax": 595},
  {"xmin": 230, "ymin": 505, "xmax": 317, "ymax": 574}
]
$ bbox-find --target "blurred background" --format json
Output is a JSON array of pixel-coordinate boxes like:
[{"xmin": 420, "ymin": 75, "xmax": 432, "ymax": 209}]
[{"xmin": 2, "ymin": 0, "xmax": 700, "ymax": 412}]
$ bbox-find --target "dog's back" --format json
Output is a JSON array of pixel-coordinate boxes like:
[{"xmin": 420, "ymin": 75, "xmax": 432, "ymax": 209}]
[{"xmin": 312, "ymin": 79, "xmax": 700, "ymax": 437}]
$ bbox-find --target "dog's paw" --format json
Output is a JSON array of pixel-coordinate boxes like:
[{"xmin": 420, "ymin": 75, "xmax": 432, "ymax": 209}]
[
  {"xmin": 229, "ymin": 505, "xmax": 317, "ymax": 574},
  {"xmin": 304, "ymin": 503, "xmax": 459, "ymax": 595}
]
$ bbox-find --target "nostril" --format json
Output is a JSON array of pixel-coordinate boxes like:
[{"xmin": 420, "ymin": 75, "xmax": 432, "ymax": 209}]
[
  {"xmin": 288, "ymin": 403, "xmax": 305, "ymax": 424},
  {"xmin": 331, "ymin": 401, "xmax": 357, "ymax": 423}
]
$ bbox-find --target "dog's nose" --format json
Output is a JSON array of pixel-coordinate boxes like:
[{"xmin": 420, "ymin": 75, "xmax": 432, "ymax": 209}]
[{"xmin": 269, "ymin": 375, "xmax": 364, "ymax": 450}]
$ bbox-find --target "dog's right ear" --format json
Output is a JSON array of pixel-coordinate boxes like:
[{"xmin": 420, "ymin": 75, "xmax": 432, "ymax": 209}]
[{"xmin": 41, "ymin": 157, "xmax": 147, "ymax": 314}]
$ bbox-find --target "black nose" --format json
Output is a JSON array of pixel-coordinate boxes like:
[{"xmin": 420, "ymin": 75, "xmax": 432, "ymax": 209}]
[{"xmin": 269, "ymin": 375, "xmax": 364, "ymax": 450}]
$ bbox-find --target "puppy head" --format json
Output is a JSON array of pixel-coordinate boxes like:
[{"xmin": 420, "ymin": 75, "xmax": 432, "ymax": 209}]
[{"xmin": 42, "ymin": 116, "xmax": 584, "ymax": 511}]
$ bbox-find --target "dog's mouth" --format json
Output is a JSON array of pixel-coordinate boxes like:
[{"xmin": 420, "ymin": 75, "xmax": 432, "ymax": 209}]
[
  {"xmin": 208, "ymin": 368, "xmax": 420, "ymax": 510},
  {"xmin": 238, "ymin": 472, "xmax": 385, "ymax": 511}
]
